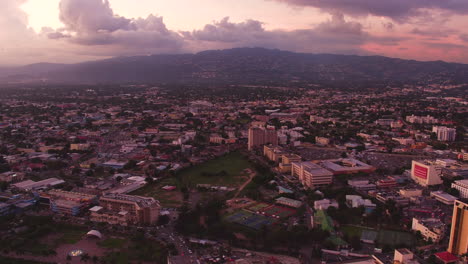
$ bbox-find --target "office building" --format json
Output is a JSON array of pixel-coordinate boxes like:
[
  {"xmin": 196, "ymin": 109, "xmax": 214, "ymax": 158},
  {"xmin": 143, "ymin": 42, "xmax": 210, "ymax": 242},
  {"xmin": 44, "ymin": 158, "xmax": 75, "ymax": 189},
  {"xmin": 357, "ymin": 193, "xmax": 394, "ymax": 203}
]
[
  {"xmin": 448, "ymin": 200, "xmax": 468, "ymax": 256},
  {"xmin": 451, "ymin": 180, "xmax": 468, "ymax": 199},
  {"xmin": 291, "ymin": 161, "xmax": 333, "ymax": 188},
  {"xmin": 91, "ymin": 194, "xmax": 160, "ymax": 226},
  {"xmin": 411, "ymin": 160, "xmax": 443, "ymax": 186},
  {"xmin": 248, "ymin": 126, "xmax": 278, "ymax": 151}
]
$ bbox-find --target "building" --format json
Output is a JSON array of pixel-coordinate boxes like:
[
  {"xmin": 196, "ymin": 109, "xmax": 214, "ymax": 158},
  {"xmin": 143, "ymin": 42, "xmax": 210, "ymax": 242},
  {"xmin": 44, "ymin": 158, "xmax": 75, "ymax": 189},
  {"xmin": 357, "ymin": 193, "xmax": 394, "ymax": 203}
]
[
  {"xmin": 448, "ymin": 200, "xmax": 468, "ymax": 256},
  {"xmin": 47, "ymin": 190, "xmax": 97, "ymax": 216},
  {"xmin": 315, "ymin": 136, "xmax": 330, "ymax": 146},
  {"xmin": 430, "ymin": 191, "xmax": 458, "ymax": 205},
  {"xmin": 248, "ymin": 126, "xmax": 278, "ymax": 151},
  {"xmin": 399, "ymin": 189, "xmax": 423, "ymax": 198},
  {"xmin": 291, "ymin": 161, "xmax": 333, "ymax": 189},
  {"xmin": 263, "ymin": 145, "xmax": 286, "ymax": 162},
  {"xmin": 410, "ymin": 160, "xmax": 443, "ymax": 186},
  {"xmin": 393, "ymin": 248, "xmax": 421, "ymax": 264},
  {"xmin": 317, "ymin": 158, "xmax": 375, "ymax": 175},
  {"xmin": 275, "ymin": 197, "xmax": 302, "ymax": 208},
  {"xmin": 314, "ymin": 199, "xmax": 338, "ymax": 210},
  {"xmin": 0, "ymin": 171, "xmax": 24, "ymax": 183},
  {"xmin": 376, "ymin": 177, "xmax": 398, "ymax": 188},
  {"xmin": 278, "ymin": 153, "xmax": 302, "ymax": 173},
  {"xmin": 406, "ymin": 115, "xmax": 438, "ymax": 124},
  {"xmin": 433, "ymin": 126, "xmax": 457, "ymax": 142},
  {"xmin": 345, "ymin": 195, "xmax": 376, "ymax": 214},
  {"xmin": 411, "ymin": 218, "xmax": 445, "ymax": 242},
  {"xmin": 11, "ymin": 178, "xmax": 65, "ymax": 191},
  {"xmin": 451, "ymin": 180, "xmax": 468, "ymax": 199},
  {"xmin": 348, "ymin": 180, "xmax": 376, "ymax": 191},
  {"xmin": 91, "ymin": 194, "xmax": 160, "ymax": 226}
]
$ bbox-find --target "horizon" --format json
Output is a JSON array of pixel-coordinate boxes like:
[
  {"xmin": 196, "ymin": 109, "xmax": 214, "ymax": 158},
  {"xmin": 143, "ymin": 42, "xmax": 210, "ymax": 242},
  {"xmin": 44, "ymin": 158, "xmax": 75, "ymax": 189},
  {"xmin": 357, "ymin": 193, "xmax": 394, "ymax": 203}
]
[
  {"xmin": 2, "ymin": 0, "xmax": 468, "ymax": 65},
  {"xmin": 2, "ymin": 47, "xmax": 467, "ymax": 68}
]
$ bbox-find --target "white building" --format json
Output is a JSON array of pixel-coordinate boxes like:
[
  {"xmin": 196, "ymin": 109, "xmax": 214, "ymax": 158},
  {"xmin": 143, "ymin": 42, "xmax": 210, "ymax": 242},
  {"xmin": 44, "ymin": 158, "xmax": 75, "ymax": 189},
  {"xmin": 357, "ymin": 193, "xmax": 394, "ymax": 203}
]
[
  {"xmin": 314, "ymin": 199, "xmax": 338, "ymax": 210},
  {"xmin": 410, "ymin": 160, "xmax": 443, "ymax": 186},
  {"xmin": 452, "ymin": 180, "xmax": 468, "ymax": 199},
  {"xmin": 291, "ymin": 161, "xmax": 333, "ymax": 189},
  {"xmin": 432, "ymin": 126, "xmax": 457, "ymax": 141},
  {"xmin": 411, "ymin": 218, "xmax": 445, "ymax": 242}
]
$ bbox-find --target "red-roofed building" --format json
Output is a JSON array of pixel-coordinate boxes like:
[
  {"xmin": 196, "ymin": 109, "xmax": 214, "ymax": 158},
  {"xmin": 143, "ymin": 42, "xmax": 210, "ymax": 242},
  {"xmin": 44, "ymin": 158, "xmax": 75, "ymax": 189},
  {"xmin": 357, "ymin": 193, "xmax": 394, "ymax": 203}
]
[{"xmin": 435, "ymin": 251, "xmax": 458, "ymax": 264}]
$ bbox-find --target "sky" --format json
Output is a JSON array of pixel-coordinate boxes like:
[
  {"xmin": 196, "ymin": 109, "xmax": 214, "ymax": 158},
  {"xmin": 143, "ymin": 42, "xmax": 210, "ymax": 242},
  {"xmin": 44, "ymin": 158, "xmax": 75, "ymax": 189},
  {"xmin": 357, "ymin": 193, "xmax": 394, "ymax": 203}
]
[{"xmin": 1, "ymin": 0, "xmax": 468, "ymax": 65}]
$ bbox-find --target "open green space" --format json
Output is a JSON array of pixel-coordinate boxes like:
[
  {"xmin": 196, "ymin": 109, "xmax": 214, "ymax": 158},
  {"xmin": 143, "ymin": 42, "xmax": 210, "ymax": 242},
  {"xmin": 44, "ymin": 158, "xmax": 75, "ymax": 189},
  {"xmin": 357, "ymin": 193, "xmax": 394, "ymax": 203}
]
[
  {"xmin": 342, "ymin": 225, "xmax": 415, "ymax": 247},
  {"xmin": 177, "ymin": 152, "xmax": 253, "ymax": 187},
  {"xmin": 0, "ymin": 216, "xmax": 87, "ymax": 256},
  {"xmin": 315, "ymin": 210, "xmax": 334, "ymax": 232},
  {"xmin": 0, "ymin": 256, "xmax": 52, "ymax": 264},
  {"xmin": 130, "ymin": 177, "xmax": 183, "ymax": 208},
  {"xmin": 101, "ymin": 234, "xmax": 167, "ymax": 264},
  {"xmin": 98, "ymin": 238, "xmax": 127, "ymax": 249}
]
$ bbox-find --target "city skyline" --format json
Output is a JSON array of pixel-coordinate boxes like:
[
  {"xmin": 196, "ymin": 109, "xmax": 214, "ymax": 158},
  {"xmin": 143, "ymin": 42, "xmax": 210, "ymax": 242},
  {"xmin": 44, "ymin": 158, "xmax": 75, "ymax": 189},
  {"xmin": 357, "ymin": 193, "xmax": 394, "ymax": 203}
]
[{"xmin": 2, "ymin": 0, "xmax": 468, "ymax": 65}]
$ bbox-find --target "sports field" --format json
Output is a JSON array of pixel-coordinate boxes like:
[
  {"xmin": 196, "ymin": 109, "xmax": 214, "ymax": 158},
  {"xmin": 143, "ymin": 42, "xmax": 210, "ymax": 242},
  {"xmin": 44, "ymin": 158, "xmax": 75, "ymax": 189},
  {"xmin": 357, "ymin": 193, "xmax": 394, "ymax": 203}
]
[
  {"xmin": 225, "ymin": 210, "xmax": 277, "ymax": 230},
  {"xmin": 342, "ymin": 225, "xmax": 415, "ymax": 247}
]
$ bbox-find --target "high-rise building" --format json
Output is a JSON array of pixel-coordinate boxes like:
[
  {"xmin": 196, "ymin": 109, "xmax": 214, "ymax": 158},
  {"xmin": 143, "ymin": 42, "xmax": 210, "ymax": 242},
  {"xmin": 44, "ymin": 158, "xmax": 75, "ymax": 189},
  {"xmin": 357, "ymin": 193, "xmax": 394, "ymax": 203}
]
[
  {"xmin": 410, "ymin": 160, "xmax": 443, "ymax": 186},
  {"xmin": 433, "ymin": 126, "xmax": 457, "ymax": 141},
  {"xmin": 448, "ymin": 200, "xmax": 468, "ymax": 256},
  {"xmin": 248, "ymin": 126, "xmax": 278, "ymax": 150}
]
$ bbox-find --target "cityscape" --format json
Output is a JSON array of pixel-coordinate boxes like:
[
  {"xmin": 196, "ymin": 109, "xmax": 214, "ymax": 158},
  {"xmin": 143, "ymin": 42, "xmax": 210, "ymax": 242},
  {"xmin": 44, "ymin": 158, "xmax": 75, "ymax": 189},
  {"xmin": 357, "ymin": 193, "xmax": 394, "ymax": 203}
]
[{"xmin": 1, "ymin": 1, "xmax": 468, "ymax": 264}]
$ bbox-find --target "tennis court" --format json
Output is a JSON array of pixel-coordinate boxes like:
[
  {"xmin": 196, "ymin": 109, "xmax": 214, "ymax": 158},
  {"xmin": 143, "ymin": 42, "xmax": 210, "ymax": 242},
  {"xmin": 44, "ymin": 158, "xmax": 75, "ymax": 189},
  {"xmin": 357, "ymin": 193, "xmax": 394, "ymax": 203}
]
[
  {"xmin": 225, "ymin": 210, "xmax": 277, "ymax": 230},
  {"xmin": 246, "ymin": 202, "xmax": 271, "ymax": 212},
  {"xmin": 261, "ymin": 205, "xmax": 296, "ymax": 218}
]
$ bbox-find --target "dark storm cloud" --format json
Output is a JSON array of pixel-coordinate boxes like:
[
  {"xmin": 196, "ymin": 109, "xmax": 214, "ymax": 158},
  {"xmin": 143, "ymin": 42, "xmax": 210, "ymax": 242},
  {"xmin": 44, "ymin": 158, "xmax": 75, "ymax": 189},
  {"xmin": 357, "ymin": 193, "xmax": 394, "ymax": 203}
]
[{"xmin": 272, "ymin": 0, "xmax": 468, "ymax": 21}]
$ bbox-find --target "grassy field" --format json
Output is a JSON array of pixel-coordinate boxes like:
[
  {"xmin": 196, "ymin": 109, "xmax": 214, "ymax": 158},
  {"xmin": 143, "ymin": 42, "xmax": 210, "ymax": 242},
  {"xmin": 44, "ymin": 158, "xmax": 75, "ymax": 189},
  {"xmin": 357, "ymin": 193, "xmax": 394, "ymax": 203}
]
[
  {"xmin": 131, "ymin": 152, "xmax": 254, "ymax": 207},
  {"xmin": 98, "ymin": 238, "xmax": 127, "ymax": 249},
  {"xmin": 0, "ymin": 216, "xmax": 87, "ymax": 256},
  {"xmin": 130, "ymin": 177, "xmax": 183, "ymax": 208},
  {"xmin": 177, "ymin": 152, "xmax": 253, "ymax": 187},
  {"xmin": 342, "ymin": 225, "xmax": 415, "ymax": 247}
]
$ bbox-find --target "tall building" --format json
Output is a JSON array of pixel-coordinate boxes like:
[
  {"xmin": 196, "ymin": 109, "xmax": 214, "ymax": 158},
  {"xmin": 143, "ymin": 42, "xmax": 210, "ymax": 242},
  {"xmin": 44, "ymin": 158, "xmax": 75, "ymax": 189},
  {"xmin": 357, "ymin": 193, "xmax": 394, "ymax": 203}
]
[
  {"xmin": 91, "ymin": 194, "xmax": 160, "ymax": 226},
  {"xmin": 248, "ymin": 126, "xmax": 278, "ymax": 150},
  {"xmin": 448, "ymin": 200, "xmax": 468, "ymax": 256},
  {"xmin": 291, "ymin": 161, "xmax": 333, "ymax": 189},
  {"xmin": 411, "ymin": 160, "xmax": 443, "ymax": 186},
  {"xmin": 433, "ymin": 126, "xmax": 457, "ymax": 141}
]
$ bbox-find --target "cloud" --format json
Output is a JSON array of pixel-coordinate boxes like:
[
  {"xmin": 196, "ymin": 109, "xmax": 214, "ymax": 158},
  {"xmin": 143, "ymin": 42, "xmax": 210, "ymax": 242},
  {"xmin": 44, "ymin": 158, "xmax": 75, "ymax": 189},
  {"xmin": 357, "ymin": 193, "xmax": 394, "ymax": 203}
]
[
  {"xmin": 52, "ymin": 0, "xmax": 184, "ymax": 54},
  {"xmin": 411, "ymin": 27, "xmax": 457, "ymax": 38},
  {"xmin": 459, "ymin": 34, "xmax": 468, "ymax": 42},
  {"xmin": 186, "ymin": 15, "xmax": 369, "ymax": 55},
  {"xmin": 272, "ymin": 0, "xmax": 468, "ymax": 21}
]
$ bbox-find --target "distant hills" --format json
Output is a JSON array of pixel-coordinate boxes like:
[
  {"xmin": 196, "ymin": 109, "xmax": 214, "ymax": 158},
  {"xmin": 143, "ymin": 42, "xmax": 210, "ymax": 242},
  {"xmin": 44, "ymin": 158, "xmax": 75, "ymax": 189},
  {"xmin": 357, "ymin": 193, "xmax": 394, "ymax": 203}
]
[{"xmin": 1, "ymin": 48, "xmax": 468, "ymax": 85}]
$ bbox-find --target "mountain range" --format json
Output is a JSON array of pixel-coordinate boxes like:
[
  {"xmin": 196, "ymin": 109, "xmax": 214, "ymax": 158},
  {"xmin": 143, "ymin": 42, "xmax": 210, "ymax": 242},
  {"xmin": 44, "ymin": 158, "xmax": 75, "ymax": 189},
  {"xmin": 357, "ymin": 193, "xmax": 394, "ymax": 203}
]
[{"xmin": 1, "ymin": 48, "xmax": 468, "ymax": 85}]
